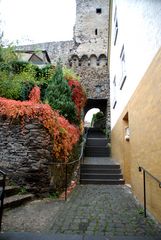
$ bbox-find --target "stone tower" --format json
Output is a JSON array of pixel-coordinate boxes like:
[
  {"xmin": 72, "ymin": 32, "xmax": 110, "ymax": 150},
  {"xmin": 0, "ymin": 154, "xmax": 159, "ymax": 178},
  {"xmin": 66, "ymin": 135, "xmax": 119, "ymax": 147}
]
[
  {"xmin": 69, "ymin": 0, "xmax": 110, "ymax": 124},
  {"xmin": 74, "ymin": 0, "xmax": 109, "ymax": 56}
]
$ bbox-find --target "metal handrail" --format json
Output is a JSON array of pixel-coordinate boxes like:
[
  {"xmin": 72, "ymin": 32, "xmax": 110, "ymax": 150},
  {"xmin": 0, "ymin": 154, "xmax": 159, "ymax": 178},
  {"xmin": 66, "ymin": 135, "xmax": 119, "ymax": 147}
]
[
  {"xmin": 49, "ymin": 132, "xmax": 88, "ymax": 200},
  {"xmin": 0, "ymin": 169, "xmax": 6, "ymax": 231},
  {"xmin": 138, "ymin": 166, "xmax": 161, "ymax": 218}
]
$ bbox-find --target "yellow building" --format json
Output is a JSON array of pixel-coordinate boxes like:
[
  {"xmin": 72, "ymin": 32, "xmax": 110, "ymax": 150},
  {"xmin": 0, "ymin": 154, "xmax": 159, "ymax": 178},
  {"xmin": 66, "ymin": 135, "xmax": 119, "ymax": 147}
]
[{"xmin": 108, "ymin": 0, "xmax": 161, "ymax": 223}]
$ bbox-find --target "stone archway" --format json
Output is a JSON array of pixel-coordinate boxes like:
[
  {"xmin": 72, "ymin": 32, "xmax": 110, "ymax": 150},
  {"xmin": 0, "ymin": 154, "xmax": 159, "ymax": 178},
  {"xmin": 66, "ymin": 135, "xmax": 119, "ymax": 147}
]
[
  {"xmin": 84, "ymin": 99, "xmax": 108, "ymax": 129},
  {"xmin": 84, "ymin": 98, "xmax": 107, "ymax": 118},
  {"xmin": 84, "ymin": 98, "xmax": 110, "ymax": 140}
]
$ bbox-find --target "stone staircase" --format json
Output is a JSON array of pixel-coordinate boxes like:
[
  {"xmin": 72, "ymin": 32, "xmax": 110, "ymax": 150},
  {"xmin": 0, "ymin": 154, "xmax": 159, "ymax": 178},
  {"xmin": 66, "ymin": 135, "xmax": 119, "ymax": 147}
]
[
  {"xmin": 80, "ymin": 164, "xmax": 125, "ymax": 184},
  {"xmin": 4, "ymin": 185, "xmax": 34, "ymax": 209},
  {"xmin": 80, "ymin": 128, "xmax": 125, "ymax": 185},
  {"xmin": 84, "ymin": 128, "xmax": 110, "ymax": 157}
]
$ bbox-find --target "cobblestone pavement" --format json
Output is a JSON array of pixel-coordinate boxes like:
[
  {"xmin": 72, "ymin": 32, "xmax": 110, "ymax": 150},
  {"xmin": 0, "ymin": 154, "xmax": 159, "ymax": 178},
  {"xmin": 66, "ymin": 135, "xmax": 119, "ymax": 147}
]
[{"xmin": 3, "ymin": 185, "xmax": 161, "ymax": 238}]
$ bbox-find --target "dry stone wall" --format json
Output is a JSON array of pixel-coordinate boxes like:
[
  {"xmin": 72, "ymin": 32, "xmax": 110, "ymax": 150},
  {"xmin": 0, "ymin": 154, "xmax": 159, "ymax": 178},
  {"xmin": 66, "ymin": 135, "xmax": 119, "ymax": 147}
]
[
  {"xmin": 70, "ymin": 64, "xmax": 109, "ymax": 99},
  {"xmin": 0, "ymin": 117, "xmax": 54, "ymax": 195}
]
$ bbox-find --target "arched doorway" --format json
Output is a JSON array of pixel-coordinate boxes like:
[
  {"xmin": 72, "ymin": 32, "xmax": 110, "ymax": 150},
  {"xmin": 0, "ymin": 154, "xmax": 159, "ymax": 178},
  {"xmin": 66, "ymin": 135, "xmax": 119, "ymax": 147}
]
[
  {"xmin": 83, "ymin": 98, "xmax": 108, "ymax": 130},
  {"xmin": 84, "ymin": 99, "xmax": 107, "ymax": 119},
  {"xmin": 84, "ymin": 108, "xmax": 100, "ymax": 127}
]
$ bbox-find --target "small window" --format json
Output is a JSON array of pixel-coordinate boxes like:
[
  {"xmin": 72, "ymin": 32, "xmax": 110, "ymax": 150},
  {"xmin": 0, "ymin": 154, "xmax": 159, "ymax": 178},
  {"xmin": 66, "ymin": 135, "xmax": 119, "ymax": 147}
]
[
  {"xmin": 112, "ymin": 98, "xmax": 117, "ymax": 109},
  {"xmin": 113, "ymin": 75, "xmax": 116, "ymax": 87},
  {"xmin": 119, "ymin": 45, "xmax": 127, "ymax": 90},
  {"xmin": 96, "ymin": 8, "xmax": 102, "ymax": 14},
  {"xmin": 114, "ymin": 6, "xmax": 118, "ymax": 45},
  {"xmin": 95, "ymin": 29, "xmax": 98, "ymax": 35},
  {"xmin": 112, "ymin": 75, "xmax": 117, "ymax": 109}
]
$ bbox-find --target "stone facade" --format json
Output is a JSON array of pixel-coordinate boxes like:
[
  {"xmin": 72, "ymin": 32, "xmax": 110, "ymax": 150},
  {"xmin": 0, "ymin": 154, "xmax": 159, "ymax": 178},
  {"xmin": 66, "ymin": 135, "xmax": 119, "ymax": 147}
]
[
  {"xmin": 18, "ymin": 40, "xmax": 74, "ymax": 65},
  {"xmin": 0, "ymin": 117, "xmax": 53, "ymax": 195},
  {"xmin": 73, "ymin": 0, "xmax": 109, "ymax": 56}
]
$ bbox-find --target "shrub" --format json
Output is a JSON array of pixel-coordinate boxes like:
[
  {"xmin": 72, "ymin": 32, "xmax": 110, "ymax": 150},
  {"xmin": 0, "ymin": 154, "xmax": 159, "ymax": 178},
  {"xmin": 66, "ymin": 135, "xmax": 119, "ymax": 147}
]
[
  {"xmin": 91, "ymin": 111, "xmax": 105, "ymax": 127},
  {"xmin": 44, "ymin": 63, "xmax": 78, "ymax": 124}
]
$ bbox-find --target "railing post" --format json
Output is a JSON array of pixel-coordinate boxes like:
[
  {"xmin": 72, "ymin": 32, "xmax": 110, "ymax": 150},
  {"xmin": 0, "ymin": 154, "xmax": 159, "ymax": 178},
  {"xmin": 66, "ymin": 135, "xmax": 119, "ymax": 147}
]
[
  {"xmin": 143, "ymin": 169, "xmax": 147, "ymax": 218},
  {"xmin": 0, "ymin": 171, "xmax": 6, "ymax": 232},
  {"xmin": 65, "ymin": 164, "xmax": 68, "ymax": 201}
]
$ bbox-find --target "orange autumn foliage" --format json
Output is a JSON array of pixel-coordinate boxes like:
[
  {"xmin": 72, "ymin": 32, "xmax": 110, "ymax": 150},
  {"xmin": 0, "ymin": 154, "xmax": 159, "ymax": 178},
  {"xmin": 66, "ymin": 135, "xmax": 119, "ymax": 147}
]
[
  {"xmin": 28, "ymin": 86, "xmax": 41, "ymax": 103},
  {"xmin": 0, "ymin": 86, "xmax": 80, "ymax": 162},
  {"xmin": 67, "ymin": 79, "xmax": 86, "ymax": 118}
]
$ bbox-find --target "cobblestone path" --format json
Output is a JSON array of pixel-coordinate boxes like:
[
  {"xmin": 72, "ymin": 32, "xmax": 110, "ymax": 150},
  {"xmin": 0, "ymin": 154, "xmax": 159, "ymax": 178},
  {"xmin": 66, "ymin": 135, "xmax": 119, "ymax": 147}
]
[
  {"xmin": 3, "ymin": 185, "xmax": 161, "ymax": 238},
  {"xmin": 49, "ymin": 185, "xmax": 161, "ymax": 237}
]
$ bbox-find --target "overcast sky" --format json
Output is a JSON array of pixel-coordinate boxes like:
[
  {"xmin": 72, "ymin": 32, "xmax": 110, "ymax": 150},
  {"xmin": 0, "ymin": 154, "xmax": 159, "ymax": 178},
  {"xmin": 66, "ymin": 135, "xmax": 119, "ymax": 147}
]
[{"xmin": 0, "ymin": 0, "xmax": 76, "ymax": 45}]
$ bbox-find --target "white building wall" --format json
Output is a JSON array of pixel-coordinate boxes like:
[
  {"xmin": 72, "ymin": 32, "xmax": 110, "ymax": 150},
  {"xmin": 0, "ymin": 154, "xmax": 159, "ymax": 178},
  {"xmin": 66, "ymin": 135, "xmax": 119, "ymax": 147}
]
[{"xmin": 110, "ymin": 0, "xmax": 161, "ymax": 128}]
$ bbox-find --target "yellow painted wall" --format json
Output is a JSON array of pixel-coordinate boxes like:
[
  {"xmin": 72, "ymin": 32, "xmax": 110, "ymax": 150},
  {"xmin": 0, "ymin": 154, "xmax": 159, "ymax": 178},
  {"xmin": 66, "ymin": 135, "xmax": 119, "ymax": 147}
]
[{"xmin": 111, "ymin": 48, "xmax": 161, "ymax": 223}]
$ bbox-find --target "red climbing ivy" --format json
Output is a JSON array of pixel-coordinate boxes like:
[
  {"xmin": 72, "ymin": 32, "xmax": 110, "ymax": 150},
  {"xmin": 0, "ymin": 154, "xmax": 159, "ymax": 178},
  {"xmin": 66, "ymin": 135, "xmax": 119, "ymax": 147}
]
[
  {"xmin": 65, "ymin": 77, "xmax": 86, "ymax": 119},
  {"xmin": 28, "ymin": 86, "xmax": 41, "ymax": 103},
  {"xmin": 0, "ymin": 86, "xmax": 80, "ymax": 162}
]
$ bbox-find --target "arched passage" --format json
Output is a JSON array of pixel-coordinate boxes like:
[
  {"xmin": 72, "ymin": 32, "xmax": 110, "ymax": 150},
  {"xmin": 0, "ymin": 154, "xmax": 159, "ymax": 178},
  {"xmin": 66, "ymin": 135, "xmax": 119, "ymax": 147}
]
[
  {"xmin": 84, "ymin": 98, "xmax": 107, "ymax": 117},
  {"xmin": 84, "ymin": 99, "xmax": 108, "ymax": 128},
  {"xmin": 84, "ymin": 108, "xmax": 100, "ymax": 127}
]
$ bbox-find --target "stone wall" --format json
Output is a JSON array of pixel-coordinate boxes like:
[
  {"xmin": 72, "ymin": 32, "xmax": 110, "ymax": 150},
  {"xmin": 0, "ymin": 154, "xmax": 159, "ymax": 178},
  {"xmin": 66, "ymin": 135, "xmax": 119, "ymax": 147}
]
[
  {"xmin": 0, "ymin": 117, "xmax": 54, "ymax": 195},
  {"xmin": 72, "ymin": 64, "xmax": 109, "ymax": 99},
  {"xmin": 17, "ymin": 40, "xmax": 74, "ymax": 65}
]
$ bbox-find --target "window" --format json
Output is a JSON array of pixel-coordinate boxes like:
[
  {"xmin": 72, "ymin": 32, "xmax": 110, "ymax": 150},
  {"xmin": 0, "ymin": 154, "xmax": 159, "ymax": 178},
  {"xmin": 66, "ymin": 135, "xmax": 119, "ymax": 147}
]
[
  {"xmin": 95, "ymin": 29, "xmax": 98, "ymax": 35},
  {"xmin": 113, "ymin": 75, "xmax": 116, "ymax": 87},
  {"xmin": 96, "ymin": 8, "xmax": 102, "ymax": 14},
  {"xmin": 123, "ymin": 112, "xmax": 130, "ymax": 141},
  {"xmin": 119, "ymin": 45, "xmax": 127, "ymax": 90},
  {"xmin": 114, "ymin": 6, "xmax": 118, "ymax": 45},
  {"xmin": 112, "ymin": 75, "xmax": 117, "ymax": 109},
  {"xmin": 112, "ymin": 99, "xmax": 117, "ymax": 109}
]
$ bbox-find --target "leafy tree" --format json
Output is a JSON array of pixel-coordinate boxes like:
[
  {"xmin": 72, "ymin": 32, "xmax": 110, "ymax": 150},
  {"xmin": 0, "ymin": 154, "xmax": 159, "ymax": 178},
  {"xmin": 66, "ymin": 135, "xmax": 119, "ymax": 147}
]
[
  {"xmin": 0, "ymin": 45, "xmax": 55, "ymax": 100},
  {"xmin": 91, "ymin": 111, "xmax": 104, "ymax": 127},
  {"xmin": 45, "ymin": 63, "xmax": 78, "ymax": 124}
]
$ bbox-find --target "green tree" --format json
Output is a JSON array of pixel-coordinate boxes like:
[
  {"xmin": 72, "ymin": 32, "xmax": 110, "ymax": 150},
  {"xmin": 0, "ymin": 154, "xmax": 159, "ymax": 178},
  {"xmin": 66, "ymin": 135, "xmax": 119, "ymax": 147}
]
[
  {"xmin": 45, "ymin": 63, "xmax": 78, "ymax": 124},
  {"xmin": 0, "ymin": 44, "xmax": 55, "ymax": 100}
]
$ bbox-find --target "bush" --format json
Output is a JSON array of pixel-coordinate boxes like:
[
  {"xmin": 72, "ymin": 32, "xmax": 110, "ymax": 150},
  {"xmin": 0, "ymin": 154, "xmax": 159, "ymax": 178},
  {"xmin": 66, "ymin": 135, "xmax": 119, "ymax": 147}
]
[
  {"xmin": 44, "ymin": 63, "xmax": 78, "ymax": 124},
  {"xmin": 0, "ymin": 76, "xmax": 22, "ymax": 100},
  {"xmin": 0, "ymin": 47, "xmax": 55, "ymax": 101},
  {"xmin": 91, "ymin": 111, "xmax": 105, "ymax": 128}
]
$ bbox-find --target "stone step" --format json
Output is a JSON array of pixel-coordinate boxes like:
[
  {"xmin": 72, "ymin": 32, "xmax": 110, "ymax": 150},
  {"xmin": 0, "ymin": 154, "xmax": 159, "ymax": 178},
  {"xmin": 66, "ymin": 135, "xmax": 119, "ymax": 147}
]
[
  {"xmin": 85, "ymin": 148, "xmax": 110, "ymax": 157},
  {"xmin": 87, "ymin": 128, "xmax": 106, "ymax": 137},
  {"xmin": 87, "ymin": 134, "xmax": 106, "ymax": 139},
  {"xmin": 80, "ymin": 178, "xmax": 125, "ymax": 185},
  {"xmin": 85, "ymin": 146, "xmax": 109, "ymax": 151},
  {"xmin": 81, "ymin": 168, "xmax": 121, "ymax": 174},
  {"xmin": 4, "ymin": 186, "xmax": 20, "ymax": 197},
  {"xmin": 86, "ymin": 138, "xmax": 107, "ymax": 147},
  {"xmin": 0, "ymin": 232, "xmax": 160, "ymax": 240},
  {"xmin": 85, "ymin": 153, "xmax": 109, "ymax": 157},
  {"xmin": 81, "ymin": 164, "xmax": 120, "ymax": 169},
  {"xmin": 80, "ymin": 173, "xmax": 123, "ymax": 179},
  {"xmin": 4, "ymin": 193, "xmax": 34, "ymax": 209}
]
